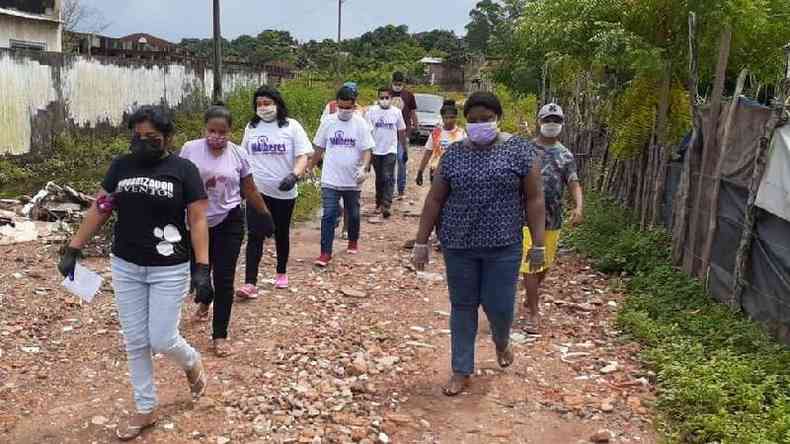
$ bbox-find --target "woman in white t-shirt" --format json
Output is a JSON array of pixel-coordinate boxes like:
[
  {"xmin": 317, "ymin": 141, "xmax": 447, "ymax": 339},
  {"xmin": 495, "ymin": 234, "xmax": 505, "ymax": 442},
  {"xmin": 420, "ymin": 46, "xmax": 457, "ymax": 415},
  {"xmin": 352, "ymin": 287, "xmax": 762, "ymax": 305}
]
[{"xmin": 237, "ymin": 86, "xmax": 314, "ymax": 296}]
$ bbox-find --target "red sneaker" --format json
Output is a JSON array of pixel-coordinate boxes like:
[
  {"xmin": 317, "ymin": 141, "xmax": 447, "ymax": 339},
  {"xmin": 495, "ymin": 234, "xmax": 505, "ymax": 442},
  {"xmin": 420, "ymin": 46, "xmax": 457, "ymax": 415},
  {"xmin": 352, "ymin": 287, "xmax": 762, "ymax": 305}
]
[
  {"xmin": 314, "ymin": 253, "xmax": 332, "ymax": 267},
  {"xmin": 348, "ymin": 241, "xmax": 359, "ymax": 255}
]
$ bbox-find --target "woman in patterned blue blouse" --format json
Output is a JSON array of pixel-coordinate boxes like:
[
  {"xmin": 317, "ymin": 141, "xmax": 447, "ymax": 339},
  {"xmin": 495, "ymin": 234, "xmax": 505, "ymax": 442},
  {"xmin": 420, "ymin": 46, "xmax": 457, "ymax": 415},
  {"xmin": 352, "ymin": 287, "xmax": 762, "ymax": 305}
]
[{"xmin": 412, "ymin": 92, "xmax": 546, "ymax": 396}]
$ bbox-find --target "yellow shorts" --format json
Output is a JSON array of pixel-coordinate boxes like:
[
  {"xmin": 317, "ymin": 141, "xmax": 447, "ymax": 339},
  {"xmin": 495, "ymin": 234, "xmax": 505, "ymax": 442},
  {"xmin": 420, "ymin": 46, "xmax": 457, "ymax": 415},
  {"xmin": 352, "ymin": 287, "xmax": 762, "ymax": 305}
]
[{"xmin": 521, "ymin": 228, "xmax": 560, "ymax": 274}]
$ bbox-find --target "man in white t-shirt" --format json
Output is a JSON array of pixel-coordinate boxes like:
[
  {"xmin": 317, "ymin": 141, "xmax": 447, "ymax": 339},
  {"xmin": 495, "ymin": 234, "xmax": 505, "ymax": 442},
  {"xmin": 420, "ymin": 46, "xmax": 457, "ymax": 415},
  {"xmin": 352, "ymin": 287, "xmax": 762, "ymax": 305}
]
[
  {"xmin": 366, "ymin": 87, "xmax": 406, "ymax": 219},
  {"xmin": 320, "ymin": 81, "xmax": 368, "ymax": 124},
  {"xmin": 308, "ymin": 86, "xmax": 375, "ymax": 267}
]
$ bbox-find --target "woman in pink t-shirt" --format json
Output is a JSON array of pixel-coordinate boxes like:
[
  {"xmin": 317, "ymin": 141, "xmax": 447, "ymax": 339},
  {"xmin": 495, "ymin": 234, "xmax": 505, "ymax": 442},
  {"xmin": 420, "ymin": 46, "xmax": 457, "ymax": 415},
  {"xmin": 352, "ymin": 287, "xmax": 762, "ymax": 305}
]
[{"xmin": 180, "ymin": 103, "xmax": 273, "ymax": 357}]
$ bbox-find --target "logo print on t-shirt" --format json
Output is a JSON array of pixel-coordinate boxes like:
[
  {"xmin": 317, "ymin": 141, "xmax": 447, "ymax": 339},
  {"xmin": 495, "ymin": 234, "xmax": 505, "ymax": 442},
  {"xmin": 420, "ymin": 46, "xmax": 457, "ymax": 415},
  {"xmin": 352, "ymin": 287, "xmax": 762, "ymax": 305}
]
[
  {"xmin": 153, "ymin": 224, "xmax": 182, "ymax": 257},
  {"xmin": 205, "ymin": 176, "xmax": 228, "ymax": 191},
  {"xmin": 250, "ymin": 136, "xmax": 287, "ymax": 154},
  {"xmin": 374, "ymin": 118, "xmax": 396, "ymax": 130},
  {"xmin": 116, "ymin": 177, "xmax": 174, "ymax": 198},
  {"xmin": 329, "ymin": 130, "xmax": 356, "ymax": 147}
]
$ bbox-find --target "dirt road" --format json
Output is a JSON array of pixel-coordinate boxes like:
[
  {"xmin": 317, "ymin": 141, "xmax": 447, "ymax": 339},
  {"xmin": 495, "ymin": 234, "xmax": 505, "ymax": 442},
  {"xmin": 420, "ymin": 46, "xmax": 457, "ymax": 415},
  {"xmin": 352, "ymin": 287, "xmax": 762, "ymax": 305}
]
[{"xmin": 0, "ymin": 149, "xmax": 656, "ymax": 443}]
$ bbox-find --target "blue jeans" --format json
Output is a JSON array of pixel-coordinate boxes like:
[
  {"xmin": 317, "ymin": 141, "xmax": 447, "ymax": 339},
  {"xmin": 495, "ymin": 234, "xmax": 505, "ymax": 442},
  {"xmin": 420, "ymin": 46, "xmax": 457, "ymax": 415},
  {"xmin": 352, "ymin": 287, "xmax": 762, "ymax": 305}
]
[
  {"xmin": 111, "ymin": 256, "xmax": 200, "ymax": 413},
  {"xmin": 320, "ymin": 187, "xmax": 360, "ymax": 255},
  {"xmin": 443, "ymin": 243, "xmax": 523, "ymax": 375},
  {"xmin": 397, "ymin": 142, "xmax": 408, "ymax": 195}
]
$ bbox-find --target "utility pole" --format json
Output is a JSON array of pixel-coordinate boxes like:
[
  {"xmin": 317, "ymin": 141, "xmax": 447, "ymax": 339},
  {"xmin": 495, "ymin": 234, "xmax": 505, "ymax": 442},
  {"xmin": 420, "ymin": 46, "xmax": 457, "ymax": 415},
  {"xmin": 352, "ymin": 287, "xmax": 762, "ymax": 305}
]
[
  {"xmin": 212, "ymin": 0, "xmax": 223, "ymax": 103},
  {"xmin": 337, "ymin": 0, "xmax": 342, "ymax": 44}
]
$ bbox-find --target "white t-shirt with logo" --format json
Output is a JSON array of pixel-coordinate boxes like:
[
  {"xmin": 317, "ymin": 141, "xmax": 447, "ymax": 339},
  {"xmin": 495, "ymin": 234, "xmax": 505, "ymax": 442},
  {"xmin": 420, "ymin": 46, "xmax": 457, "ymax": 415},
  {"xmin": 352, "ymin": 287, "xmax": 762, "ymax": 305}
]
[
  {"xmin": 313, "ymin": 114, "xmax": 375, "ymax": 190},
  {"xmin": 242, "ymin": 118, "xmax": 314, "ymax": 200},
  {"xmin": 366, "ymin": 105, "xmax": 406, "ymax": 156}
]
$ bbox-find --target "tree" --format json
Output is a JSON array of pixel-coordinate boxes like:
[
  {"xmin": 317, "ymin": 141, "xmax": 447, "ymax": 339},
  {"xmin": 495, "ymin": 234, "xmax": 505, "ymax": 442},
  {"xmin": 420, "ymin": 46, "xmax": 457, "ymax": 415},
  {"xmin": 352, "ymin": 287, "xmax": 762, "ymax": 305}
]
[
  {"xmin": 61, "ymin": 0, "xmax": 110, "ymax": 33},
  {"xmin": 465, "ymin": 0, "xmax": 503, "ymax": 54}
]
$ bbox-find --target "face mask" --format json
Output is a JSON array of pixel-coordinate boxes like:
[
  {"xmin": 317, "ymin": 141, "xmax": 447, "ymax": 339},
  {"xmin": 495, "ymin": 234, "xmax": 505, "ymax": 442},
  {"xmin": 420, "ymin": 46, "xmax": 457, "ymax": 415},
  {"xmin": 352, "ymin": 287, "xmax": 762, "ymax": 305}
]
[
  {"xmin": 392, "ymin": 85, "xmax": 403, "ymax": 93},
  {"xmin": 257, "ymin": 105, "xmax": 277, "ymax": 122},
  {"xmin": 540, "ymin": 123, "xmax": 563, "ymax": 138},
  {"xmin": 206, "ymin": 134, "xmax": 228, "ymax": 151},
  {"xmin": 337, "ymin": 109, "xmax": 354, "ymax": 121},
  {"xmin": 467, "ymin": 121, "xmax": 499, "ymax": 145},
  {"xmin": 130, "ymin": 135, "xmax": 165, "ymax": 165},
  {"xmin": 379, "ymin": 99, "xmax": 391, "ymax": 108}
]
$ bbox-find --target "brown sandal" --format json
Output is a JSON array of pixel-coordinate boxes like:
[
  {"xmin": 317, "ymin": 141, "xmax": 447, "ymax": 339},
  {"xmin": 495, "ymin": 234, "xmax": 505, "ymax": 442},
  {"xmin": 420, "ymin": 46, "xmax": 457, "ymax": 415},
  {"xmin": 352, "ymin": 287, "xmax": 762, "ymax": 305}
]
[
  {"xmin": 186, "ymin": 356, "xmax": 208, "ymax": 401},
  {"xmin": 115, "ymin": 413, "xmax": 156, "ymax": 441},
  {"xmin": 193, "ymin": 304, "xmax": 210, "ymax": 323},
  {"xmin": 522, "ymin": 309, "xmax": 541, "ymax": 335},
  {"xmin": 213, "ymin": 339, "xmax": 233, "ymax": 358},
  {"xmin": 442, "ymin": 374, "xmax": 471, "ymax": 397},
  {"xmin": 496, "ymin": 344, "xmax": 514, "ymax": 368}
]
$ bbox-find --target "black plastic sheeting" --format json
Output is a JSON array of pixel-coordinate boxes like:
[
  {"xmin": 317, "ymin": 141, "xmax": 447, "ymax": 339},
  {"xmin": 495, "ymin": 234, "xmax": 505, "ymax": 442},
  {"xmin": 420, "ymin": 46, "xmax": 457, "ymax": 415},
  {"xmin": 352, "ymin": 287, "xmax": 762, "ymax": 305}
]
[
  {"xmin": 708, "ymin": 181, "xmax": 748, "ymax": 303},
  {"xmin": 742, "ymin": 209, "xmax": 790, "ymax": 341},
  {"xmin": 707, "ymin": 179, "xmax": 790, "ymax": 342},
  {"xmin": 662, "ymin": 162, "xmax": 683, "ymax": 228}
]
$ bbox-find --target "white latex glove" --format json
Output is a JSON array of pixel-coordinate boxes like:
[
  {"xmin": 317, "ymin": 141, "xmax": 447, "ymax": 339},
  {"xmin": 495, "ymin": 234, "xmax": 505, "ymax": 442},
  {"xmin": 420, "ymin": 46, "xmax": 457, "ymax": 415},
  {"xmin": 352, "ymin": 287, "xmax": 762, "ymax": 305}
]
[{"xmin": 412, "ymin": 243, "xmax": 430, "ymax": 271}]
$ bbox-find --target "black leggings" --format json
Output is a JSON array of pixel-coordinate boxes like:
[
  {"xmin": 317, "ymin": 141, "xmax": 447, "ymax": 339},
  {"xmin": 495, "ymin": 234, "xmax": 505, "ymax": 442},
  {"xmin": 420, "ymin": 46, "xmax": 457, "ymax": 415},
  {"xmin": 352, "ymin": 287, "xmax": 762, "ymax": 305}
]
[
  {"xmin": 191, "ymin": 206, "xmax": 244, "ymax": 340},
  {"xmin": 245, "ymin": 194, "xmax": 296, "ymax": 282}
]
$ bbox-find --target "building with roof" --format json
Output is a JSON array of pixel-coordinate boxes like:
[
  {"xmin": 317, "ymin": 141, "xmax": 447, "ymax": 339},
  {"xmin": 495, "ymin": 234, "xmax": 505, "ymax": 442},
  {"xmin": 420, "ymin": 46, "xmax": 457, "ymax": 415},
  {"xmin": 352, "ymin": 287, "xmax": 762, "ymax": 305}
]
[{"xmin": 0, "ymin": 0, "xmax": 63, "ymax": 52}]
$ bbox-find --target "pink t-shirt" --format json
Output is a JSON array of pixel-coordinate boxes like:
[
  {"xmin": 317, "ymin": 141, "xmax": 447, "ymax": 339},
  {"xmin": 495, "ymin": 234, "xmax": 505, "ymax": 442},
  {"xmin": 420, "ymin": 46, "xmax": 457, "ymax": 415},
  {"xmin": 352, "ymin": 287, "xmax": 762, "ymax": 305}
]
[{"xmin": 180, "ymin": 139, "xmax": 252, "ymax": 227}]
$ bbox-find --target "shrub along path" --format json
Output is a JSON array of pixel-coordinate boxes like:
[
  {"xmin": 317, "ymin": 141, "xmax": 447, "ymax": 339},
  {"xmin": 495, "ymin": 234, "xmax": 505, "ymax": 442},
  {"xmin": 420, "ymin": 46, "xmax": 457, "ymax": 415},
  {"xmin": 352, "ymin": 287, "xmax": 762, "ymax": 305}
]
[{"xmin": 0, "ymin": 153, "xmax": 656, "ymax": 443}]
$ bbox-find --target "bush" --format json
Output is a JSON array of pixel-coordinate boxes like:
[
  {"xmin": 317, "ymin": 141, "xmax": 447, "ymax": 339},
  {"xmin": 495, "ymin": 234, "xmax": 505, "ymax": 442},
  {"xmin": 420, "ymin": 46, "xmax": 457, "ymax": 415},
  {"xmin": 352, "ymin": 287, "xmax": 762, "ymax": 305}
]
[{"xmin": 566, "ymin": 193, "xmax": 790, "ymax": 443}]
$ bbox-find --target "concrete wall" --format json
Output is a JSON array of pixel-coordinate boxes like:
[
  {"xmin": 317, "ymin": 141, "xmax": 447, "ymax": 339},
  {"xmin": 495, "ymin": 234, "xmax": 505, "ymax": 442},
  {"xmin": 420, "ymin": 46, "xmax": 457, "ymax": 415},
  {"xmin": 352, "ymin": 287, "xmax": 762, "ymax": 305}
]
[
  {"xmin": 0, "ymin": 14, "xmax": 62, "ymax": 52},
  {"xmin": 0, "ymin": 49, "xmax": 280, "ymax": 155}
]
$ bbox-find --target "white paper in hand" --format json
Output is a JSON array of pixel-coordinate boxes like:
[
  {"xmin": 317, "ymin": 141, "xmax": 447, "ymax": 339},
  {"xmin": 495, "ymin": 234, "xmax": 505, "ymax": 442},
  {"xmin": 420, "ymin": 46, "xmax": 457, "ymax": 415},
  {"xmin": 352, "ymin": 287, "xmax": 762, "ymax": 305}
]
[{"xmin": 62, "ymin": 262, "xmax": 103, "ymax": 303}]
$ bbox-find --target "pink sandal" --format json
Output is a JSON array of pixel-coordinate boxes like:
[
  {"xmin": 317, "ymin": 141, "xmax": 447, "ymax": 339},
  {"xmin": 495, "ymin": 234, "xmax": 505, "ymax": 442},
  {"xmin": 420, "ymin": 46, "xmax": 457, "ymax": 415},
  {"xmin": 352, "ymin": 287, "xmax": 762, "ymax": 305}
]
[{"xmin": 236, "ymin": 284, "xmax": 259, "ymax": 300}]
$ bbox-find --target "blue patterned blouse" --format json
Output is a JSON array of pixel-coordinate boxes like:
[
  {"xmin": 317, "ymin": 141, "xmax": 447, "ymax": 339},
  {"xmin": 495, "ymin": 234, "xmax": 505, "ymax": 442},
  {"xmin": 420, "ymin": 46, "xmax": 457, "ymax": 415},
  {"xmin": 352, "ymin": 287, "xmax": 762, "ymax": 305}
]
[{"xmin": 438, "ymin": 136, "xmax": 539, "ymax": 249}]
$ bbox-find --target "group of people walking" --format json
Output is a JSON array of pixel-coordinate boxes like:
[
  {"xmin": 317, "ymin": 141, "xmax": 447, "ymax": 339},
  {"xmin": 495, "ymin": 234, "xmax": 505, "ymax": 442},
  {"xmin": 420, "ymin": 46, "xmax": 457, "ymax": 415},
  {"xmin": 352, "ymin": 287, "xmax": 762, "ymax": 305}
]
[{"xmin": 56, "ymin": 70, "xmax": 583, "ymax": 439}]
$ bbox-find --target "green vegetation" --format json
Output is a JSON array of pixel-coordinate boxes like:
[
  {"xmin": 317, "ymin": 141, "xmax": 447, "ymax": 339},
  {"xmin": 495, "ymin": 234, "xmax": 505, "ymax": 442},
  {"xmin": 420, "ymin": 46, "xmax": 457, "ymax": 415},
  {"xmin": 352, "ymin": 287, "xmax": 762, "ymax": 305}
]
[
  {"xmin": 179, "ymin": 25, "xmax": 466, "ymax": 86},
  {"xmin": 467, "ymin": 0, "xmax": 789, "ymax": 159},
  {"xmin": 566, "ymin": 195, "xmax": 790, "ymax": 443},
  {"xmin": 0, "ymin": 83, "xmax": 330, "ymax": 222}
]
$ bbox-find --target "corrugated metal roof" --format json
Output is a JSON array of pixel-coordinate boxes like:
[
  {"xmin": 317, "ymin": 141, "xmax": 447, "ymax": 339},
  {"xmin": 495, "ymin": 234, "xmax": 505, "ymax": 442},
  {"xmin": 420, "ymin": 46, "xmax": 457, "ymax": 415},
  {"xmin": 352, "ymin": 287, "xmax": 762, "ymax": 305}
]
[{"xmin": 0, "ymin": 7, "xmax": 61, "ymax": 23}]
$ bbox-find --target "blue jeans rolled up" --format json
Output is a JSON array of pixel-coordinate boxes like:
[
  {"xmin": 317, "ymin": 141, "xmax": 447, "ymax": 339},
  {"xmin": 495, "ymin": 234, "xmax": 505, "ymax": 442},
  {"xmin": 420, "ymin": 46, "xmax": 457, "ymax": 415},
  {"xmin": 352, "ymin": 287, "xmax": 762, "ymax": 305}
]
[{"xmin": 443, "ymin": 242, "xmax": 522, "ymax": 375}]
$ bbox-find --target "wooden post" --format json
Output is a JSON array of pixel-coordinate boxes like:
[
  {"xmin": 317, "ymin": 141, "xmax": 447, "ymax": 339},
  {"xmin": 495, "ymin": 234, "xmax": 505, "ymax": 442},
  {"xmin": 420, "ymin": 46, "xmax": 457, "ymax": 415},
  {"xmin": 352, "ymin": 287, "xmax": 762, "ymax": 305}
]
[
  {"xmin": 685, "ymin": 25, "xmax": 731, "ymax": 277},
  {"xmin": 650, "ymin": 62, "xmax": 673, "ymax": 227},
  {"xmin": 731, "ymin": 113, "xmax": 782, "ymax": 306},
  {"xmin": 701, "ymin": 68, "xmax": 748, "ymax": 304},
  {"xmin": 672, "ymin": 12, "xmax": 699, "ymax": 264}
]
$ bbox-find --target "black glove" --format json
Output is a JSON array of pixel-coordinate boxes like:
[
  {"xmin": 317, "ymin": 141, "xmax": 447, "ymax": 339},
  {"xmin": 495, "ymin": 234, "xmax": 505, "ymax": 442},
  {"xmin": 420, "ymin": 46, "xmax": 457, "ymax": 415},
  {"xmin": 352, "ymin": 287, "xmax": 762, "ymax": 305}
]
[
  {"xmin": 259, "ymin": 211, "xmax": 275, "ymax": 238},
  {"xmin": 58, "ymin": 246, "xmax": 83, "ymax": 280},
  {"xmin": 416, "ymin": 171, "xmax": 424, "ymax": 186},
  {"xmin": 278, "ymin": 173, "xmax": 299, "ymax": 191},
  {"xmin": 192, "ymin": 263, "xmax": 213, "ymax": 304},
  {"xmin": 402, "ymin": 147, "xmax": 409, "ymax": 164}
]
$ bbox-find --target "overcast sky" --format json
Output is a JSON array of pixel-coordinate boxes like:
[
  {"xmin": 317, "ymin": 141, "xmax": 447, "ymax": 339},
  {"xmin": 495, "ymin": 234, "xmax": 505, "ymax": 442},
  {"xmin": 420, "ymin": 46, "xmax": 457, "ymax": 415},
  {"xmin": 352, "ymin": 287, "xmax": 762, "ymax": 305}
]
[{"xmin": 81, "ymin": 0, "xmax": 480, "ymax": 43}]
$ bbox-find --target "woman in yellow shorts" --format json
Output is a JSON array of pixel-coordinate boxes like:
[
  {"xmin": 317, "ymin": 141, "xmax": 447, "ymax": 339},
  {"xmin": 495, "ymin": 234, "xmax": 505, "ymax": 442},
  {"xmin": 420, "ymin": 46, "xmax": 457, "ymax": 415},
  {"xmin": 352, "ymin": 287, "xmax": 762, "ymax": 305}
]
[{"xmin": 522, "ymin": 103, "xmax": 584, "ymax": 334}]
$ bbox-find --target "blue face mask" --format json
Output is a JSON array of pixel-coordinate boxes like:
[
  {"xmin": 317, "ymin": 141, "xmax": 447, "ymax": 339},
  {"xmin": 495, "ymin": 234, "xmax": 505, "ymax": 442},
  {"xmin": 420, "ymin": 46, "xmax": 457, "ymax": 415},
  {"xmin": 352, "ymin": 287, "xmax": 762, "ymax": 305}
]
[{"xmin": 467, "ymin": 121, "xmax": 498, "ymax": 145}]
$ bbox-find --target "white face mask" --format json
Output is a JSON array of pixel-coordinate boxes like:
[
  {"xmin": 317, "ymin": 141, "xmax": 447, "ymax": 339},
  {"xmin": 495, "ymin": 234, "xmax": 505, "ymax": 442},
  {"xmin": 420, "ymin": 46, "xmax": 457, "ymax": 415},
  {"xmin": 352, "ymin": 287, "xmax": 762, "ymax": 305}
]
[
  {"xmin": 392, "ymin": 85, "xmax": 403, "ymax": 93},
  {"xmin": 337, "ymin": 109, "xmax": 354, "ymax": 121},
  {"xmin": 257, "ymin": 105, "xmax": 277, "ymax": 122},
  {"xmin": 540, "ymin": 123, "xmax": 563, "ymax": 138},
  {"xmin": 379, "ymin": 99, "xmax": 391, "ymax": 108}
]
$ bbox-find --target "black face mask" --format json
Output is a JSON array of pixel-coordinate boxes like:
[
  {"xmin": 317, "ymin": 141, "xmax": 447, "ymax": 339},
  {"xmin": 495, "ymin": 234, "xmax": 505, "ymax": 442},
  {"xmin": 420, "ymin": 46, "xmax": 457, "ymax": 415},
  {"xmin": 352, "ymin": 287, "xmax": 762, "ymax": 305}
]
[{"xmin": 130, "ymin": 135, "xmax": 166, "ymax": 166}]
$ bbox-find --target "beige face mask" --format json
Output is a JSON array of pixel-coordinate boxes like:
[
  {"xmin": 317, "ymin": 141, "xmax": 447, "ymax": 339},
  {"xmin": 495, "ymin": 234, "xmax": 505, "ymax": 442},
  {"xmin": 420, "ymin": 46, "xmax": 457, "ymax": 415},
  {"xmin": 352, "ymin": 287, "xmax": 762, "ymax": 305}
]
[{"xmin": 257, "ymin": 105, "xmax": 277, "ymax": 122}]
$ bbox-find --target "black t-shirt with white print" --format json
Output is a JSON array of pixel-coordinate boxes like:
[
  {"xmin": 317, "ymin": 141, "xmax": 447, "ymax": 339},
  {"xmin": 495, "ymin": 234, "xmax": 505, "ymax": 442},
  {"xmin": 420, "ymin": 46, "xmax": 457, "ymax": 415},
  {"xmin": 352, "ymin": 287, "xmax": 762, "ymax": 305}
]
[{"xmin": 102, "ymin": 153, "xmax": 207, "ymax": 267}]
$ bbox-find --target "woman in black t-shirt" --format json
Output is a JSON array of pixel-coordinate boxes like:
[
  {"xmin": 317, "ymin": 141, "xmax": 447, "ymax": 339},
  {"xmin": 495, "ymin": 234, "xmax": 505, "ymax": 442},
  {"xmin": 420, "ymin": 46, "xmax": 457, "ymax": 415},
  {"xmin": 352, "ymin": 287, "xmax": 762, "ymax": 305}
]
[{"xmin": 58, "ymin": 106, "xmax": 212, "ymax": 441}]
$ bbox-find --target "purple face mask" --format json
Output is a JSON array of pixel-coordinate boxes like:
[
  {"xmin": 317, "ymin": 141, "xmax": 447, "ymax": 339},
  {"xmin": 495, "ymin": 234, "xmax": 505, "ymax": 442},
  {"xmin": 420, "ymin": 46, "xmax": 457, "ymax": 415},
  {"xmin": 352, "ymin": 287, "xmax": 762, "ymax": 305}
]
[
  {"xmin": 467, "ymin": 121, "xmax": 498, "ymax": 145},
  {"xmin": 207, "ymin": 134, "xmax": 228, "ymax": 151}
]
